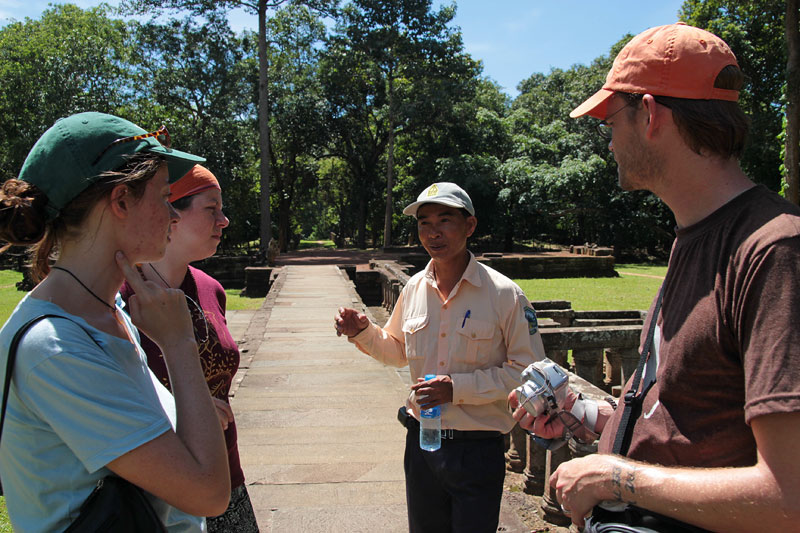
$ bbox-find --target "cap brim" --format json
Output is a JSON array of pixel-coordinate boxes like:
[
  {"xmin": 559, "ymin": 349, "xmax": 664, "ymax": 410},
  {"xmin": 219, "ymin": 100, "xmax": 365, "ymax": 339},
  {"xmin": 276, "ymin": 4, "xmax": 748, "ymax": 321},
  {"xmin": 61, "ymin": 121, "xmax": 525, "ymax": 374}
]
[
  {"xmin": 569, "ymin": 88, "xmax": 615, "ymax": 119},
  {"xmin": 402, "ymin": 201, "xmax": 425, "ymax": 217},
  {"xmin": 402, "ymin": 199, "xmax": 470, "ymax": 217},
  {"xmin": 150, "ymin": 146, "xmax": 206, "ymax": 183}
]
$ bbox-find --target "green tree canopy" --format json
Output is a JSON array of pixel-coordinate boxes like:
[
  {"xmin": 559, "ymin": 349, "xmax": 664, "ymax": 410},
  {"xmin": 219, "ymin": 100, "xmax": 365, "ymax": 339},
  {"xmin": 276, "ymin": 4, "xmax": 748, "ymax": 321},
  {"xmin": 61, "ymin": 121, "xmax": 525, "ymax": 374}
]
[{"xmin": 0, "ymin": 4, "xmax": 132, "ymax": 180}]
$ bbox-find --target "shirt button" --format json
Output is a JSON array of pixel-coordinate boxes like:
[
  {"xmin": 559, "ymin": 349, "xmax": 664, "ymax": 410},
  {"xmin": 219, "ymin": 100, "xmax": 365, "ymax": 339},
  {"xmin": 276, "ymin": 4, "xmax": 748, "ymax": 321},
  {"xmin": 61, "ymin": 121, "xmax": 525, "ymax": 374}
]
[
  {"xmin": 439, "ymin": 361, "xmax": 445, "ymax": 366},
  {"xmin": 471, "ymin": 333, "xmax": 476, "ymax": 338},
  {"xmin": 458, "ymin": 399, "xmax": 464, "ymax": 403},
  {"xmin": 443, "ymin": 304, "xmax": 448, "ymax": 310},
  {"xmin": 441, "ymin": 332, "xmax": 446, "ymax": 338}
]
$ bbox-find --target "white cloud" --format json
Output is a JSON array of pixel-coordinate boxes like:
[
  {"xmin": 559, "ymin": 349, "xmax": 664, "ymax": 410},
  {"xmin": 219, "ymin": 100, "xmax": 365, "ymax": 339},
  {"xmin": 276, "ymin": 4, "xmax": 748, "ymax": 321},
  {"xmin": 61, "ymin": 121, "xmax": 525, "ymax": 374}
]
[
  {"xmin": 502, "ymin": 7, "xmax": 542, "ymax": 34},
  {"xmin": 466, "ymin": 41, "xmax": 495, "ymax": 54}
]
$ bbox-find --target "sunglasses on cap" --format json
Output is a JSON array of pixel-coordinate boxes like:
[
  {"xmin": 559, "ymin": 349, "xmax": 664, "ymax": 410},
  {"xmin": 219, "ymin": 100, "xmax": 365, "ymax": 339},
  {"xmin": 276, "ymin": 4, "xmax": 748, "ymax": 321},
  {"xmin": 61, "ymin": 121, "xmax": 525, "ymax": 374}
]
[{"xmin": 92, "ymin": 125, "xmax": 171, "ymax": 166}]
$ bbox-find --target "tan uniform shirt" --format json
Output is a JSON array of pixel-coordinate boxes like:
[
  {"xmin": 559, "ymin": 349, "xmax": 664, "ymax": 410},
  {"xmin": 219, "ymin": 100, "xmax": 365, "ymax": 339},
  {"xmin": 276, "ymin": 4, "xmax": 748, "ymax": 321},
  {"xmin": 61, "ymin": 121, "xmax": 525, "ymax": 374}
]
[{"xmin": 351, "ymin": 253, "xmax": 545, "ymax": 432}]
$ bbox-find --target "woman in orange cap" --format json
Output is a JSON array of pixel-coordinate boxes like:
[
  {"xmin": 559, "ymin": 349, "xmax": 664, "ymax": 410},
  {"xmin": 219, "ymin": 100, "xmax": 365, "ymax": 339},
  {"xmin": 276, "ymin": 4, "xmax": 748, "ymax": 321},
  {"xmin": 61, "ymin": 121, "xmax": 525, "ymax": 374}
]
[{"xmin": 121, "ymin": 165, "xmax": 258, "ymax": 532}]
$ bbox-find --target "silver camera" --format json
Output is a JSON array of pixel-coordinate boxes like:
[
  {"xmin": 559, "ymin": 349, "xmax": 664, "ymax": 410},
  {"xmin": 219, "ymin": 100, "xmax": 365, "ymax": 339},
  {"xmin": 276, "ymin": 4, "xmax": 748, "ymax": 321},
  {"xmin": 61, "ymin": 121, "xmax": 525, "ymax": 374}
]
[{"xmin": 514, "ymin": 359, "xmax": 569, "ymax": 417}]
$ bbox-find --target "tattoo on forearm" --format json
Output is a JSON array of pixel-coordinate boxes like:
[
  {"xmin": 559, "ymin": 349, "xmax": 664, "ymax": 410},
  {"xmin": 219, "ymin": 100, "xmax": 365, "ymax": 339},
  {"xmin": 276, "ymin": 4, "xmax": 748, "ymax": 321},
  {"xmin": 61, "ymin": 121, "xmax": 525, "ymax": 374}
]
[
  {"xmin": 626, "ymin": 467, "xmax": 636, "ymax": 495},
  {"xmin": 611, "ymin": 465, "xmax": 637, "ymax": 505},
  {"xmin": 612, "ymin": 466, "xmax": 622, "ymax": 502}
]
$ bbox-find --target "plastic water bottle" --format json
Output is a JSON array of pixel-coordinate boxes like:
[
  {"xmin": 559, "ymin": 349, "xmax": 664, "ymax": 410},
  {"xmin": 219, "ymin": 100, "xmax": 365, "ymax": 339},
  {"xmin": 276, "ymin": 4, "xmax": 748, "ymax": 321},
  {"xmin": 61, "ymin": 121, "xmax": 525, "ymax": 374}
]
[{"xmin": 419, "ymin": 374, "xmax": 441, "ymax": 452}]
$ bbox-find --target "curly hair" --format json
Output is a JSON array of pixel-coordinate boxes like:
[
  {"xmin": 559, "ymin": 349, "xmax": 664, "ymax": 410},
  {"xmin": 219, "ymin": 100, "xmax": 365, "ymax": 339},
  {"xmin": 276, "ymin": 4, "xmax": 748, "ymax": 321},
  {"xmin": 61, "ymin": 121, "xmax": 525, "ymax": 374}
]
[{"xmin": 0, "ymin": 153, "xmax": 165, "ymax": 282}]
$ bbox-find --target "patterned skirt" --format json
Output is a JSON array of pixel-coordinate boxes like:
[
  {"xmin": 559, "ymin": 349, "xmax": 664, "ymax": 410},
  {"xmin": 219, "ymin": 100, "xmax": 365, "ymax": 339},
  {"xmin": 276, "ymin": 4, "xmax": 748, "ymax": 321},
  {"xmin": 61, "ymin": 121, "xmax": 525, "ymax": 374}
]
[{"xmin": 207, "ymin": 483, "xmax": 260, "ymax": 533}]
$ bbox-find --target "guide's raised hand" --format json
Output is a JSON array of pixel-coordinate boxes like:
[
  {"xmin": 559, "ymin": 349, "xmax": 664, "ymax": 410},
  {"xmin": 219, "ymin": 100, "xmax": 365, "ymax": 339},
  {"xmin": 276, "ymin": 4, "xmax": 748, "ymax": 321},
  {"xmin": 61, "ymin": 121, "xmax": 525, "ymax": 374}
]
[
  {"xmin": 115, "ymin": 250, "xmax": 194, "ymax": 350},
  {"xmin": 335, "ymin": 307, "xmax": 369, "ymax": 338}
]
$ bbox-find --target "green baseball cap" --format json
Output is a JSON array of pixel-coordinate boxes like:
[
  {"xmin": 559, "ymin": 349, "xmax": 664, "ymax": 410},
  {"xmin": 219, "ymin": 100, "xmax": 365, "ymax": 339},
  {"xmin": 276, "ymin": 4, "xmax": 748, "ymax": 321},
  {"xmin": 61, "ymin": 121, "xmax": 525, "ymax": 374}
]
[{"xmin": 19, "ymin": 112, "xmax": 205, "ymax": 220}]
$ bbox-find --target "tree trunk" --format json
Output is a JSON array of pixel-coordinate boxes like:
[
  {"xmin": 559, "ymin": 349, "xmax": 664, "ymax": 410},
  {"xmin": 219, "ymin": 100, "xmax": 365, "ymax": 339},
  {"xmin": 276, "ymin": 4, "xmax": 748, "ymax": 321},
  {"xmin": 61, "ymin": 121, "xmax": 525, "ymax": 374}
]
[
  {"xmin": 383, "ymin": 73, "xmax": 396, "ymax": 249},
  {"xmin": 257, "ymin": 0, "xmax": 273, "ymax": 256},
  {"xmin": 786, "ymin": 0, "xmax": 800, "ymax": 206},
  {"xmin": 503, "ymin": 216, "xmax": 514, "ymax": 253},
  {"xmin": 357, "ymin": 189, "xmax": 367, "ymax": 249},
  {"xmin": 277, "ymin": 166, "xmax": 290, "ymax": 252},
  {"xmin": 279, "ymin": 198, "xmax": 290, "ymax": 252}
]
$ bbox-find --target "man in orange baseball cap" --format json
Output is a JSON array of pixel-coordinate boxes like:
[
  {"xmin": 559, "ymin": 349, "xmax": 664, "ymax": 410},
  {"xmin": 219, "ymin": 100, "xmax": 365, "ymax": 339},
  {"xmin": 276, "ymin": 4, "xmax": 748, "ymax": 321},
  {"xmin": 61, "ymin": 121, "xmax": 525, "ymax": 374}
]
[{"xmin": 510, "ymin": 22, "xmax": 800, "ymax": 532}]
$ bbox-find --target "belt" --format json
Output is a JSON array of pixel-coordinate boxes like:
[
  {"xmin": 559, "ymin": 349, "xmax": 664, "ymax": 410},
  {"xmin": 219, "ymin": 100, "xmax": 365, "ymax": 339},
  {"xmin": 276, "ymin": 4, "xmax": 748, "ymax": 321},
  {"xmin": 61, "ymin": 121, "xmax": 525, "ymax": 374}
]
[{"xmin": 404, "ymin": 413, "xmax": 502, "ymax": 441}]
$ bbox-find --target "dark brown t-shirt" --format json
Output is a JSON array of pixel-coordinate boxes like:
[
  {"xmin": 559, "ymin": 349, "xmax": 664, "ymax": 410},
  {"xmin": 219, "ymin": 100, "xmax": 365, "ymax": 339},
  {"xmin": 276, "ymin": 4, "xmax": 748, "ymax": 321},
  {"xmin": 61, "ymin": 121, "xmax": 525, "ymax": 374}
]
[{"xmin": 599, "ymin": 186, "xmax": 800, "ymax": 468}]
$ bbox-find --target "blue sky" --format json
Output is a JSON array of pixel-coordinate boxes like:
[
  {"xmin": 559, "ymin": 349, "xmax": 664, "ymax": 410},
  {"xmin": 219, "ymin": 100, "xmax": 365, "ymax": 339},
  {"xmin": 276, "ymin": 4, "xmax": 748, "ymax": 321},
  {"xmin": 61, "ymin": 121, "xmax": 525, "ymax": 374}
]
[{"xmin": 1, "ymin": 0, "xmax": 686, "ymax": 96}]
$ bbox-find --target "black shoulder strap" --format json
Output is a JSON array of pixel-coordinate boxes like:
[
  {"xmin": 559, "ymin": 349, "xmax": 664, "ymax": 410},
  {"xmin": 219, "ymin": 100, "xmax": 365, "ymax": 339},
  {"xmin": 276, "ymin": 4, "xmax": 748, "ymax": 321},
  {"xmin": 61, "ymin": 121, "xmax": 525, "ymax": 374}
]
[
  {"xmin": 0, "ymin": 314, "xmax": 97, "ymax": 443},
  {"xmin": 612, "ymin": 286, "xmax": 664, "ymax": 456}
]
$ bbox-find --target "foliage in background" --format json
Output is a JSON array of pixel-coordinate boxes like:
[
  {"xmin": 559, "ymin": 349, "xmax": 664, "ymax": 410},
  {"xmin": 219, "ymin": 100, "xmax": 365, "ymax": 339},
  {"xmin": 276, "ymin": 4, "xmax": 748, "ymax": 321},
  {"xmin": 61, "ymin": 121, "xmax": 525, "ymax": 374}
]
[
  {"xmin": 0, "ymin": 0, "xmax": 793, "ymax": 259},
  {"xmin": 320, "ymin": 0, "xmax": 480, "ymax": 249},
  {"xmin": 681, "ymin": 0, "xmax": 787, "ymax": 192},
  {"xmin": 128, "ymin": 15, "xmax": 261, "ymax": 250},
  {"xmin": 0, "ymin": 4, "xmax": 132, "ymax": 181},
  {"xmin": 266, "ymin": 5, "xmax": 328, "ymax": 251}
]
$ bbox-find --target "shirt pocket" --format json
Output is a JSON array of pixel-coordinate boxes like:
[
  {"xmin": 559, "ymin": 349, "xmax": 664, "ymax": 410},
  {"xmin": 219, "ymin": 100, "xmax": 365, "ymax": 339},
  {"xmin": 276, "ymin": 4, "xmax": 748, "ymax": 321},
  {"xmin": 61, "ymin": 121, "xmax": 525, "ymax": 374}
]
[
  {"xmin": 402, "ymin": 315, "xmax": 429, "ymax": 361},
  {"xmin": 455, "ymin": 318, "xmax": 495, "ymax": 364}
]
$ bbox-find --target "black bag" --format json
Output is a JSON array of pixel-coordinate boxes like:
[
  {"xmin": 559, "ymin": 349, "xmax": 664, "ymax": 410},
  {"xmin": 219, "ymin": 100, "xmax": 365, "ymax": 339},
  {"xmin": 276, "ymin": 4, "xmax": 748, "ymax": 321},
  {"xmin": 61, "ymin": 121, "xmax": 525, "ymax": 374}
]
[
  {"xmin": 585, "ymin": 505, "xmax": 710, "ymax": 533},
  {"xmin": 64, "ymin": 475, "xmax": 166, "ymax": 533},
  {"xmin": 1, "ymin": 315, "xmax": 166, "ymax": 532}
]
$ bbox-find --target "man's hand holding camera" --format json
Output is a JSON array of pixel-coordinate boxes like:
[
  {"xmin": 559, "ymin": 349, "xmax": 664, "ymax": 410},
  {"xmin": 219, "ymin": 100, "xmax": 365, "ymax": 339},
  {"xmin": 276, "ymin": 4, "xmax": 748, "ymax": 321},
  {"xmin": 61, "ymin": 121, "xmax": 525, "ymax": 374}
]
[
  {"xmin": 507, "ymin": 360, "xmax": 617, "ymax": 526},
  {"xmin": 508, "ymin": 384, "xmax": 613, "ymax": 445},
  {"xmin": 508, "ymin": 360, "xmax": 613, "ymax": 445}
]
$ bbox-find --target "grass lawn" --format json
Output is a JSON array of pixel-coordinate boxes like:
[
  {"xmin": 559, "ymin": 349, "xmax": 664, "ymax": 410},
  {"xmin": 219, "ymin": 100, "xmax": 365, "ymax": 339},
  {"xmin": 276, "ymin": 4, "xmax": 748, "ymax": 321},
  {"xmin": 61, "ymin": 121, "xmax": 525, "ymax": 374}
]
[
  {"xmin": 0, "ymin": 270, "xmax": 25, "ymax": 326},
  {"xmin": 225, "ymin": 289, "xmax": 264, "ymax": 310},
  {"xmin": 0, "ymin": 498, "xmax": 9, "ymax": 532},
  {"xmin": 298, "ymin": 239, "xmax": 336, "ymax": 249},
  {"xmin": 615, "ymin": 263, "xmax": 668, "ymax": 277},
  {"xmin": 515, "ymin": 264, "xmax": 666, "ymax": 311},
  {"xmin": 0, "ymin": 272, "xmax": 264, "ymax": 320}
]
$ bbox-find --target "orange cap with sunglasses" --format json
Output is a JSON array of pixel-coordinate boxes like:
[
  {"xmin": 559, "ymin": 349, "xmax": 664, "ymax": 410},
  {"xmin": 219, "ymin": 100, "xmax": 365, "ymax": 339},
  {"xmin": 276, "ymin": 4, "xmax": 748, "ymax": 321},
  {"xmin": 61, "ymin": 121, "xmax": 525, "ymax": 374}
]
[
  {"xmin": 19, "ymin": 112, "xmax": 204, "ymax": 220},
  {"xmin": 570, "ymin": 22, "xmax": 740, "ymax": 120}
]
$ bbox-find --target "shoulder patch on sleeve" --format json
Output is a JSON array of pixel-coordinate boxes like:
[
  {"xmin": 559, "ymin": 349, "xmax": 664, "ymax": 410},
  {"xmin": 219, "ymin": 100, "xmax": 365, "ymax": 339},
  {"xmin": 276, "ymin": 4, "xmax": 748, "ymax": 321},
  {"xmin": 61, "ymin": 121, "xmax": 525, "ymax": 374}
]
[{"xmin": 524, "ymin": 306, "xmax": 538, "ymax": 335}]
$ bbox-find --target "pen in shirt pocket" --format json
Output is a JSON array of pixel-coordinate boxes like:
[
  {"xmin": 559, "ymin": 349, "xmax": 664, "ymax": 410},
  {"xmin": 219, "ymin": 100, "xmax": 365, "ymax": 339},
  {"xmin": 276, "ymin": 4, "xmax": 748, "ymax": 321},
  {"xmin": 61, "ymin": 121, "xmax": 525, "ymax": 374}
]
[{"xmin": 461, "ymin": 309, "xmax": 471, "ymax": 328}]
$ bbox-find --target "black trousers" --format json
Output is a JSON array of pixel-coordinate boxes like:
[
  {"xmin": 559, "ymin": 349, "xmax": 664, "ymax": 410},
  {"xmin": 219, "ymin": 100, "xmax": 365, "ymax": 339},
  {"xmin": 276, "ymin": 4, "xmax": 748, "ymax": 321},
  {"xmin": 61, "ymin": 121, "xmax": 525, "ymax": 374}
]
[{"xmin": 404, "ymin": 424, "xmax": 506, "ymax": 533}]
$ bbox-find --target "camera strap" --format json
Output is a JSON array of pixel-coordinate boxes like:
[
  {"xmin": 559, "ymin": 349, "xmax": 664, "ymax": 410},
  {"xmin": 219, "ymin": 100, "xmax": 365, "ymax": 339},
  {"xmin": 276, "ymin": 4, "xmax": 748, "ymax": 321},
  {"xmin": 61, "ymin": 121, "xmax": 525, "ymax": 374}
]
[
  {"xmin": 612, "ymin": 285, "xmax": 664, "ymax": 456},
  {"xmin": 554, "ymin": 394, "xmax": 600, "ymax": 444}
]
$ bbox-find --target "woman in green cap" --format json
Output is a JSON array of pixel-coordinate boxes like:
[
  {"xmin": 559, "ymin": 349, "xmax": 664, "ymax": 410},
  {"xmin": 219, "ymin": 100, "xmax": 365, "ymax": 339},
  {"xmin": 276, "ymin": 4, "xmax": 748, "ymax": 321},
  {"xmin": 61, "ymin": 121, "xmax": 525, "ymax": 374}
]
[{"xmin": 0, "ymin": 112, "xmax": 230, "ymax": 531}]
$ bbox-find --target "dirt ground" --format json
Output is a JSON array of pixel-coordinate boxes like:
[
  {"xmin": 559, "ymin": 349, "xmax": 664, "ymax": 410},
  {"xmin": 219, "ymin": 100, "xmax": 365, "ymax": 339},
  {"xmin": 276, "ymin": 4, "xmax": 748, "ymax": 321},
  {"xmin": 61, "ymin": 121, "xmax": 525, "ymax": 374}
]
[{"xmin": 503, "ymin": 470, "xmax": 573, "ymax": 533}]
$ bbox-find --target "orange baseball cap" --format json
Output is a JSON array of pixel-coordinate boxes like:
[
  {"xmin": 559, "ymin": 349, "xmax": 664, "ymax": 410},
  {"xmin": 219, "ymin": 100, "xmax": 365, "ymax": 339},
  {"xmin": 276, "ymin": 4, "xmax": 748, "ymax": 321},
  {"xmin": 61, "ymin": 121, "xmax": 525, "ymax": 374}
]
[
  {"xmin": 570, "ymin": 22, "xmax": 740, "ymax": 119},
  {"xmin": 169, "ymin": 164, "xmax": 220, "ymax": 203}
]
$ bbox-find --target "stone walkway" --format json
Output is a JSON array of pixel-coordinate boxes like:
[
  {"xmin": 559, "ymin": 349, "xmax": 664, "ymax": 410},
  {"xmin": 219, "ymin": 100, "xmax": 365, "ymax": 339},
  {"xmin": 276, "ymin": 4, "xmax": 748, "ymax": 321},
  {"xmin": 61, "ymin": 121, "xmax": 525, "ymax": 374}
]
[{"xmin": 226, "ymin": 264, "xmax": 532, "ymax": 532}]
